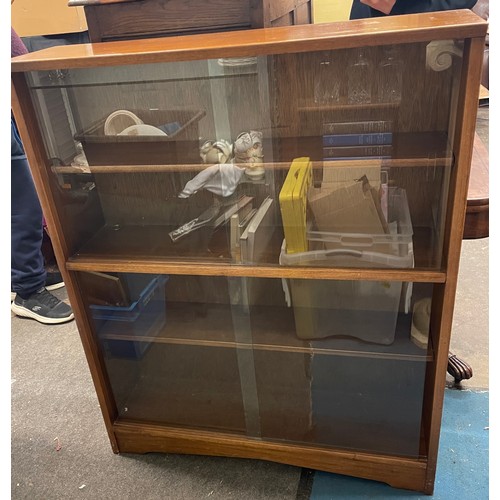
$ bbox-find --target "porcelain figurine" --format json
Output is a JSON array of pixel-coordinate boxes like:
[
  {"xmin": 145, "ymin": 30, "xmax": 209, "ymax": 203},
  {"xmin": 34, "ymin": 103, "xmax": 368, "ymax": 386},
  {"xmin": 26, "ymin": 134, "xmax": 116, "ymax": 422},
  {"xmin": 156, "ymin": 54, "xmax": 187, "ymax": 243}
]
[
  {"xmin": 232, "ymin": 130, "xmax": 265, "ymax": 181},
  {"xmin": 200, "ymin": 139, "xmax": 233, "ymax": 164}
]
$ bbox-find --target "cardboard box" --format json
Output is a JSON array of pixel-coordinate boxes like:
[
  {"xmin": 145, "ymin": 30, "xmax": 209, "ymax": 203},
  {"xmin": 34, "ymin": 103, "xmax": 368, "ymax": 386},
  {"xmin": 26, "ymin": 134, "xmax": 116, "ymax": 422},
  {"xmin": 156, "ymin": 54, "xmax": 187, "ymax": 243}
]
[
  {"xmin": 308, "ymin": 175, "xmax": 388, "ymax": 237},
  {"xmin": 12, "ymin": 0, "xmax": 87, "ymax": 37}
]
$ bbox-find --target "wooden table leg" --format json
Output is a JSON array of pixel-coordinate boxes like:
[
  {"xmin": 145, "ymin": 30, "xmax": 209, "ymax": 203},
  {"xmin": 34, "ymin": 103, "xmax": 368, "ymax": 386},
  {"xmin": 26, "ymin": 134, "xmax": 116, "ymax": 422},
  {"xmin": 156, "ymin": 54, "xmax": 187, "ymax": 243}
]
[{"xmin": 447, "ymin": 352, "xmax": 473, "ymax": 383}]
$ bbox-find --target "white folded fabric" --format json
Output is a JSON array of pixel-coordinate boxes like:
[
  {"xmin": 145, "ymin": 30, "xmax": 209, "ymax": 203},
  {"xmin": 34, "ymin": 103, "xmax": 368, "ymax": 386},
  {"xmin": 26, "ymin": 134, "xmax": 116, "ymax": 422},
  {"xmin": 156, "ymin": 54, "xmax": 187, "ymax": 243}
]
[{"xmin": 178, "ymin": 163, "xmax": 245, "ymax": 198}]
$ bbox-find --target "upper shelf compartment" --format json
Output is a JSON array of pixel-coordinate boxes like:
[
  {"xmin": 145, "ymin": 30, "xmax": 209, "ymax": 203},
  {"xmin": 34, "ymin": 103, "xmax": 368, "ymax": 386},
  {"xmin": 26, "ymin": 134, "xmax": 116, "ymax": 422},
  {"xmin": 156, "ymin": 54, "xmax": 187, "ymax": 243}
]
[{"xmin": 11, "ymin": 11, "xmax": 487, "ymax": 275}]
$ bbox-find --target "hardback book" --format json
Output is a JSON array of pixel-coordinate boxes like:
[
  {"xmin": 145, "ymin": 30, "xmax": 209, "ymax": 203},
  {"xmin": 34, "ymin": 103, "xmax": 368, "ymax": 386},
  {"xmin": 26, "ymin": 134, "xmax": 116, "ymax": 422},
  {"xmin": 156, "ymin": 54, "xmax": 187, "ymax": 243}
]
[
  {"xmin": 79, "ymin": 271, "xmax": 130, "ymax": 307},
  {"xmin": 213, "ymin": 195, "xmax": 253, "ymax": 228},
  {"xmin": 323, "ymin": 145, "xmax": 393, "ymax": 158},
  {"xmin": 322, "ymin": 119, "xmax": 393, "ymax": 135},
  {"xmin": 324, "ymin": 156, "xmax": 392, "ymax": 161},
  {"xmin": 323, "ymin": 132, "xmax": 393, "ymax": 147},
  {"xmin": 240, "ymin": 197, "xmax": 274, "ymax": 263}
]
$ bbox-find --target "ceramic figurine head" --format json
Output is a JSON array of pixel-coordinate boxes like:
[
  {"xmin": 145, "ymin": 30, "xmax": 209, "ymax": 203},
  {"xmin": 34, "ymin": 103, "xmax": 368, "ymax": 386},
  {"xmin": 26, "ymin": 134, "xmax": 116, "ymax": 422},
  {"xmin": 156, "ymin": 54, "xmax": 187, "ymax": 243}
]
[
  {"xmin": 233, "ymin": 131, "xmax": 265, "ymax": 180},
  {"xmin": 200, "ymin": 139, "xmax": 233, "ymax": 164}
]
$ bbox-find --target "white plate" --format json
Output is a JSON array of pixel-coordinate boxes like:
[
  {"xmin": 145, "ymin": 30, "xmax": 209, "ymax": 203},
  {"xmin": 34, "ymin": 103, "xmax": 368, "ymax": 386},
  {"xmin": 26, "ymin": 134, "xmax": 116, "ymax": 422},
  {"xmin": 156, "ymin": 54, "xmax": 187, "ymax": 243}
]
[
  {"xmin": 104, "ymin": 110, "xmax": 143, "ymax": 135},
  {"xmin": 118, "ymin": 124, "xmax": 168, "ymax": 136}
]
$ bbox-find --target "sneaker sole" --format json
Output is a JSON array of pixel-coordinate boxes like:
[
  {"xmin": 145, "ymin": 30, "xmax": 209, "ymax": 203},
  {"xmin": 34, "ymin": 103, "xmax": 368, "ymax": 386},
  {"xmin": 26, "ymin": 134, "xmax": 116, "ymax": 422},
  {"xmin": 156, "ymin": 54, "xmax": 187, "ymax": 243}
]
[
  {"xmin": 11, "ymin": 282, "xmax": 65, "ymax": 302},
  {"xmin": 46, "ymin": 282, "xmax": 65, "ymax": 291},
  {"xmin": 11, "ymin": 302, "xmax": 74, "ymax": 325}
]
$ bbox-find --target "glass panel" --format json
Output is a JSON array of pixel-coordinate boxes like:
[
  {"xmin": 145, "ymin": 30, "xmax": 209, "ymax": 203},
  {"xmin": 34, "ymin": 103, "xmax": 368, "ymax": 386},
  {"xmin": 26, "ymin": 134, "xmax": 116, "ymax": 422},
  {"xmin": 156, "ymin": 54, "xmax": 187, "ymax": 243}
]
[
  {"xmin": 77, "ymin": 268, "xmax": 433, "ymax": 452},
  {"xmin": 247, "ymin": 280, "xmax": 434, "ymax": 457},
  {"xmin": 78, "ymin": 272, "xmax": 247, "ymax": 432},
  {"xmin": 255, "ymin": 351, "xmax": 428, "ymax": 457},
  {"xmin": 27, "ymin": 39, "xmax": 463, "ymax": 269}
]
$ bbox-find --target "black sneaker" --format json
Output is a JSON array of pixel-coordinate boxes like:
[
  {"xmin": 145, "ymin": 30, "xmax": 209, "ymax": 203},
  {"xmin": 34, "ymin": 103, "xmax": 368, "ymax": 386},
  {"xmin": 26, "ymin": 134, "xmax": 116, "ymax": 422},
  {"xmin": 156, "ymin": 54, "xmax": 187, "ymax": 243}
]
[
  {"xmin": 11, "ymin": 271, "xmax": 65, "ymax": 301},
  {"xmin": 11, "ymin": 287, "xmax": 74, "ymax": 324}
]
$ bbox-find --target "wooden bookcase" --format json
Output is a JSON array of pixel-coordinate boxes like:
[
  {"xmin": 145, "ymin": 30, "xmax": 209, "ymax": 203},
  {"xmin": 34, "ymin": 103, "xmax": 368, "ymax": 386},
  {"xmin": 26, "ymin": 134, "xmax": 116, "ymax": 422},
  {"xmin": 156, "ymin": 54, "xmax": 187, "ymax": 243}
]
[{"xmin": 11, "ymin": 10, "xmax": 486, "ymax": 494}]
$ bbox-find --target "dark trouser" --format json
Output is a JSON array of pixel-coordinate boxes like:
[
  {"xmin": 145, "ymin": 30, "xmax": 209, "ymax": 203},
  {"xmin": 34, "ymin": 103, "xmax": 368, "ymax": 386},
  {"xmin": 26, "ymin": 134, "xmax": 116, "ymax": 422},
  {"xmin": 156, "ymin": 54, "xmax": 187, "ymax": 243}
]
[
  {"xmin": 11, "ymin": 118, "xmax": 46, "ymax": 298},
  {"xmin": 349, "ymin": 0, "xmax": 373, "ymax": 19},
  {"xmin": 350, "ymin": 0, "xmax": 479, "ymax": 19}
]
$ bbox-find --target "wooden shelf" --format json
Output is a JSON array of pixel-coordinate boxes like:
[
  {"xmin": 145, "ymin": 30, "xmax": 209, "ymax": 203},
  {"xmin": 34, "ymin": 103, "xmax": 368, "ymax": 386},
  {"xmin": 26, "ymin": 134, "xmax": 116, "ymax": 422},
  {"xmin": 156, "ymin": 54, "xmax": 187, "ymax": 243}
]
[
  {"xmin": 27, "ymin": 70, "xmax": 258, "ymax": 91},
  {"xmin": 52, "ymin": 131, "xmax": 452, "ymax": 175},
  {"xmin": 69, "ymin": 257, "xmax": 446, "ymax": 282},
  {"xmin": 53, "ymin": 157, "xmax": 451, "ymax": 176},
  {"xmin": 96, "ymin": 302, "xmax": 432, "ymax": 361},
  {"xmin": 297, "ymin": 100, "xmax": 400, "ymax": 112},
  {"xmin": 67, "ymin": 223, "xmax": 445, "ymax": 281}
]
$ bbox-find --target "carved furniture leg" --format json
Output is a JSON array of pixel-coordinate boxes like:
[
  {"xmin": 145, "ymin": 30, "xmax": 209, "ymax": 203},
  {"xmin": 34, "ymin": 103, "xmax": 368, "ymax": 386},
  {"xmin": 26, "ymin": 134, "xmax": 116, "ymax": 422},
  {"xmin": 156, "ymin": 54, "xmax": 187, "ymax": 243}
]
[{"xmin": 447, "ymin": 352, "xmax": 473, "ymax": 383}]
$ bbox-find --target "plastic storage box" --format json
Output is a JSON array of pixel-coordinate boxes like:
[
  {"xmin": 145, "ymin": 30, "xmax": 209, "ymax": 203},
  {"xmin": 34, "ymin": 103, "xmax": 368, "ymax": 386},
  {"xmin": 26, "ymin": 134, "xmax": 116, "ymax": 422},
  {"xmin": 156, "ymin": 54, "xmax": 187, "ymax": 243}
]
[
  {"xmin": 306, "ymin": 187, "xmax": 413, "ymax": 258},
  {"xmin": 280, "ymin": 244, "xmax": 413, "ymax": 344},
  {"xmin": 90, "ymin": 274, "xmax": 168, "ymax": 359},
  {"xmin": 279, "ymin": 187, "xmax": 414, "ymax": 344},
  {"xmin": 75, "ymin": 109, "xmax": 205, "ymax": 166}
]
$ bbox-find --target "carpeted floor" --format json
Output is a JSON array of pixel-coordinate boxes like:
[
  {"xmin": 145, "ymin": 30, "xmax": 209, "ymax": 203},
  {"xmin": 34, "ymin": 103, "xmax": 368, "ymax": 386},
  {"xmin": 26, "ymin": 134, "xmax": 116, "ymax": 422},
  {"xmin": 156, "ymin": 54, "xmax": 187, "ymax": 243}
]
[{"xmin": 309, "ymin": 389, "xmax": 489, "ymax": 499}]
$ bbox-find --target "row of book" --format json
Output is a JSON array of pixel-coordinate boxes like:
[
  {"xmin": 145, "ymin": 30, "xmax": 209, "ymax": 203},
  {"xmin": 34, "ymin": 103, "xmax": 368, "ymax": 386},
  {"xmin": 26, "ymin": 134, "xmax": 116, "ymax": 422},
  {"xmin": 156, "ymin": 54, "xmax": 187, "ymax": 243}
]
[{"xmin": 322, "ymin": 119, "xmax": 393, "ymax": 161}]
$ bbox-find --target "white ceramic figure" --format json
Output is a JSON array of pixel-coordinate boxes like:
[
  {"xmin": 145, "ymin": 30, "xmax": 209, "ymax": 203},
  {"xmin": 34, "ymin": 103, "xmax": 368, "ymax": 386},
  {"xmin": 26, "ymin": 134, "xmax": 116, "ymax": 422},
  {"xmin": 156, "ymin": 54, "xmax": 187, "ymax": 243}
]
[
  {"xmin": 200, "ymin": 139, "xmax": 233, "ymax": 164},
  {"xmin": 232, "ymin": 130, "xmax": 265, "ymax": 180}
]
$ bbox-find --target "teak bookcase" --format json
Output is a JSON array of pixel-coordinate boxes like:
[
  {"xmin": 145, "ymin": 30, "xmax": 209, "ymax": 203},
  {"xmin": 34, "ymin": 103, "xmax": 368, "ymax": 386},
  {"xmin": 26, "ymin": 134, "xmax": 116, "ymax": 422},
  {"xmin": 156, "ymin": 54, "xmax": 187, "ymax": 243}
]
[{"xmin": 11, "ymin": 10, "xmax": 487, "ymax": 494}]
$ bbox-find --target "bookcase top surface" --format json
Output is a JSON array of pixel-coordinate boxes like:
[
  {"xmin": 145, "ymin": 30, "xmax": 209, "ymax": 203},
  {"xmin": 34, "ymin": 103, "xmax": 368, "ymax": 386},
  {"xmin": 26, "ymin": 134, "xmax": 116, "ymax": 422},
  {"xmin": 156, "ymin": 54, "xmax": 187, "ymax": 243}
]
[{"xmin": 11, "ymin": 9, "xmax": 486, "ymax": 72}]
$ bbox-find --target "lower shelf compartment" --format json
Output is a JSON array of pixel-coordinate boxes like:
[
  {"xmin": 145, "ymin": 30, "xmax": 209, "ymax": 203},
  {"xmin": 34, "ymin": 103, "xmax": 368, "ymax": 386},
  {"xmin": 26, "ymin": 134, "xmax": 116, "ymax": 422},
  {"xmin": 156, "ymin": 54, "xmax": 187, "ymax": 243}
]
[
  {"xmin": 88, "ymin": 274, "xmax": 433, "ymax": 361},
  {"xmin": 82, "ymin": 273, "xmax": 431, "ymax": 457},
  {"xmin": 102, "ymin": 341, "xmax": 428, "ymax": 458}
]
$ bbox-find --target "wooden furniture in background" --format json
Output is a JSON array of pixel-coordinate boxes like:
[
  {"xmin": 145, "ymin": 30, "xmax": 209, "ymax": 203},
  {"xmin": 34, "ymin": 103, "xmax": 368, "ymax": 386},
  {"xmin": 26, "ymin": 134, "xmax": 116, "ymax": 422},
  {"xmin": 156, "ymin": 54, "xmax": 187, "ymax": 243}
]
[
  {"xmin": 67, "ymin": 0, "xmax": 313, "ymax": 42},
  {"xmin": 11, "ymin": 10, "xmax": 487, "ymax": 494},
  {"xmin": 464, "ymin": 131, "xmax": 489, "ymax": 239}
]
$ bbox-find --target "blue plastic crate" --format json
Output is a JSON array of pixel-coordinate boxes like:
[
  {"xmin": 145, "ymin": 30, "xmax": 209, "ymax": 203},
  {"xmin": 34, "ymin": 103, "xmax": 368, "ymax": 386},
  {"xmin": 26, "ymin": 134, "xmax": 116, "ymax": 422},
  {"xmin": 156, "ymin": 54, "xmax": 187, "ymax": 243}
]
[{"xmin": 91, "ymin": 274, "xmax": 168, "ymax": 359}]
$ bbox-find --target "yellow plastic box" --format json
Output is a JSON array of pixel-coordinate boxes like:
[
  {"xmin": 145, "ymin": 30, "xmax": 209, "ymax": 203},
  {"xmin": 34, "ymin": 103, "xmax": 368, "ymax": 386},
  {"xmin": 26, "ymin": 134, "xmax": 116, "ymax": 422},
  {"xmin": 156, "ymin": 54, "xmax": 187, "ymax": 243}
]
[{"xmin": 279, "ymin": 157, "xmax": 312, "ymax": 254}]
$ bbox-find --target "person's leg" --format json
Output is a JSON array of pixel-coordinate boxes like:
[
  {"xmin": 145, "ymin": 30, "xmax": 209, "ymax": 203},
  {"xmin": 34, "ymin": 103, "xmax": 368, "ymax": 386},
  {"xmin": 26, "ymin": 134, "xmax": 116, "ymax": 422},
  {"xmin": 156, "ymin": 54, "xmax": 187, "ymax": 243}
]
[
  {"xmin": 11, "ymin": 119, "xmax": 73, "ymax": 324},
  {"xmin": 11, "ymin": 120, "xmax": 46, "ymax": 298}
]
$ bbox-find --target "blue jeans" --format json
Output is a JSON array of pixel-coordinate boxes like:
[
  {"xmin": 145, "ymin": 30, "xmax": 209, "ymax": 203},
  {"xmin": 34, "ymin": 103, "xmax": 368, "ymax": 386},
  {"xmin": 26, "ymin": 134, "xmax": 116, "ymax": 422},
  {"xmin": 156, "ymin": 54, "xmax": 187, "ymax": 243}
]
[{"xmin": 11, "ymin": 117, "xmax": 46, "ymax": 297}]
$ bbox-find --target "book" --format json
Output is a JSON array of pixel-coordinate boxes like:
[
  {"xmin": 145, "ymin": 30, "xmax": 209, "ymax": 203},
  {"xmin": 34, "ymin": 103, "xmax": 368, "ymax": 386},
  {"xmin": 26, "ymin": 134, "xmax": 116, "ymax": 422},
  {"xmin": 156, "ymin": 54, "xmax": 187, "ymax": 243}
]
[
  {"xmin": 80, "ymin": 271, "xmax": 130, "ymax": 307},
  {"xmin": 213, "ymin": 195, "xmax": 253, "ymax": 228},
  {"xmin": 323, "ymin": 145, "xmax": 393, "ymax": 158},
  {"xmin": 229, "ymin": 204, "xmax": 256, "ymax": 262},
  {"xmin": 323, "ymin": 132, "xmax": 393, "ymax": 147},
  {"xmin": 240, "ymin": 197, "xmax": 274, "ymax": 263},
  {"xmin": 322, "ymin": 120, "xmax": 393, "ymax": 135},
  {"xmin": 324, "ymin": 156, "xmax": 392, "ymax": 161}
]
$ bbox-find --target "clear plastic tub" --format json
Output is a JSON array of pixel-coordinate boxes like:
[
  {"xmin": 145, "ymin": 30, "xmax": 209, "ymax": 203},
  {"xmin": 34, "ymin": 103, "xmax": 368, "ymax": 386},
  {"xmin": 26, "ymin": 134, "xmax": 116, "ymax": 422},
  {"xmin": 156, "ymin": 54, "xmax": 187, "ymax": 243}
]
[
  {"xmin": 306, "ymin": 187, "xmax": 413, "ymax": 257},
  {"xmin": 279, "ymin": 242, "xmax": 414, "ymax": 268},
  {"xmin": 279, "ymin": 242, "xmax": 414, "ymax": 345}
]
